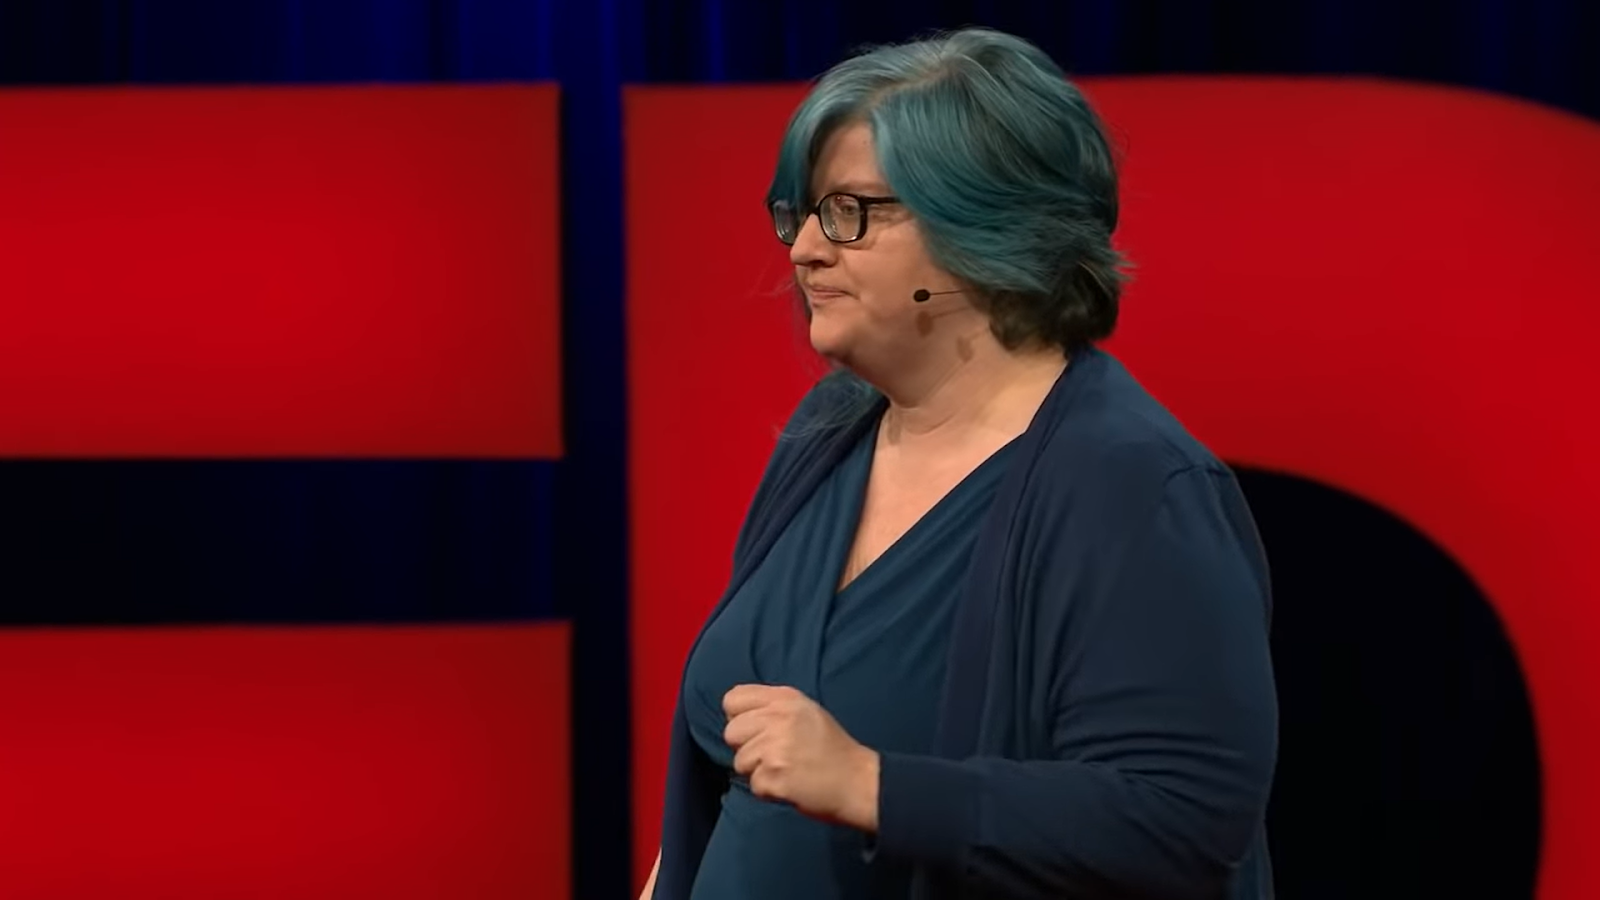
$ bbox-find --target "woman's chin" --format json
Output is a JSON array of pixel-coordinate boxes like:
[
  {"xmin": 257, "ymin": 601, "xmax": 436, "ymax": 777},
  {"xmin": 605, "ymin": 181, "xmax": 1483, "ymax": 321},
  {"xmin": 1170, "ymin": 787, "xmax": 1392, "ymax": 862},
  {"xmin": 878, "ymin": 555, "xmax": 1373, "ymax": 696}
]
[
  {"xmin": 807, "ymin": 316, "xmax": 852, "ymax": 361},
  {"xmin": 805, "ymin": 307, "xmax": 830, "ymax": 340}
]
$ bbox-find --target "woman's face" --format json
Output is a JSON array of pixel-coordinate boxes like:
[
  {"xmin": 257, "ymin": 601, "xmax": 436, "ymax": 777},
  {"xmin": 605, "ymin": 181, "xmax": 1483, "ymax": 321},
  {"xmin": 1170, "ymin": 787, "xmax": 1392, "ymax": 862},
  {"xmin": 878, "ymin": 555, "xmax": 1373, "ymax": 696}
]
[{"xmin": 792, "ymin": 121, "xmax": 959, "ymax": 372}]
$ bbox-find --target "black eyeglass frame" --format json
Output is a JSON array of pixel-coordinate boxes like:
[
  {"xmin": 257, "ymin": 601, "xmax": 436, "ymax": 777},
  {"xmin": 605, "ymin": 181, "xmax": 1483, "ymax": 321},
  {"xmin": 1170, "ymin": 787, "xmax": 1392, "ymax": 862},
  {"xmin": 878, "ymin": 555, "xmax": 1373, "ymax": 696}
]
[{"xmin": 768, "ymin": 192, "xmax": 902, "ymax": 245}]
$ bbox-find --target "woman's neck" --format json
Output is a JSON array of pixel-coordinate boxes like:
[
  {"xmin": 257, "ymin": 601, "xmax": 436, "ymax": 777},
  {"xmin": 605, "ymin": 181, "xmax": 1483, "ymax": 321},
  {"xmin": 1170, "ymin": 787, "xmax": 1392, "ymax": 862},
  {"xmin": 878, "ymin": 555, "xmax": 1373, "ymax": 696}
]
[{"xmin": 871, "ymin": 332, "xmax": 1068, "ymax": 450}]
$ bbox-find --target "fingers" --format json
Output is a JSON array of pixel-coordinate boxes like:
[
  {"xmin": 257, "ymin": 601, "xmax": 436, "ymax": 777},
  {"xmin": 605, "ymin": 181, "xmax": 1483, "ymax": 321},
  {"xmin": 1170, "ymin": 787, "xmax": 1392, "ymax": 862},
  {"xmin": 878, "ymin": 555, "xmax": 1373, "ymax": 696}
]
[
  {"xmin": 733, "ymin": 734, "xmax": 792, "ymax": 804},
  {"xmin": 731, "ymin": 730, "xmax": 766, "ymax": 778},
  {"xmin": 723, "ymin": 684, "xmax": 809, "ymax": 751},
  {"xmin": 722, "ymin": 684, "xmax": 814, "ymax": 805},
  {"xmin": 722, "ymin": 683, "xmax": 801, "ymax": 718},
  {"xmin": 722, "ymin": 706, "xmax": 772, "ymax": 749}
]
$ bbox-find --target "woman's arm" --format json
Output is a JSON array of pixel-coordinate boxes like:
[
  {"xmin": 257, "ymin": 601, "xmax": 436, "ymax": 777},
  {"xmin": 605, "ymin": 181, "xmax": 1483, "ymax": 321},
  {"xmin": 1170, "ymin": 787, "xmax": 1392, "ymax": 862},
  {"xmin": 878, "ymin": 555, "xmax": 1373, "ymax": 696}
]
[
  {"xmin": 875, "ymin": 467, "xmax": 1278, "ymax": 899},
  {"xmin": 638, "ymin": 850, "xmax": 660, "ymax": 900}
]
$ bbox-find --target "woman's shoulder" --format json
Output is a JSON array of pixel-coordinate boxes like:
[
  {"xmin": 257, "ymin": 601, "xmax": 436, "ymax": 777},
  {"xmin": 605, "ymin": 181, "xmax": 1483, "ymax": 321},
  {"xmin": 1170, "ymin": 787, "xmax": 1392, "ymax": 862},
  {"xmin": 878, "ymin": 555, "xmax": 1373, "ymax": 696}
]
[
  {"xmin": 1019, "ymin": 352, "xmax": 1264, "ymax": 588},
  {"xmin": 1032, "ymin": 349, "xmax": 1235, "ymax": 498}
]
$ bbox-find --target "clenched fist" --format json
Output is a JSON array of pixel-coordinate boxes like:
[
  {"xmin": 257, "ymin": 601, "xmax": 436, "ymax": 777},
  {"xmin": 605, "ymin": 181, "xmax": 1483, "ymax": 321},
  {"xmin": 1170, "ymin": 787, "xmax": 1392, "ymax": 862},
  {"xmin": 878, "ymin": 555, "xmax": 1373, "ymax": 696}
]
[{"xmin": 722, "ymin": 684, "xmax": 881, "ymax": 832}]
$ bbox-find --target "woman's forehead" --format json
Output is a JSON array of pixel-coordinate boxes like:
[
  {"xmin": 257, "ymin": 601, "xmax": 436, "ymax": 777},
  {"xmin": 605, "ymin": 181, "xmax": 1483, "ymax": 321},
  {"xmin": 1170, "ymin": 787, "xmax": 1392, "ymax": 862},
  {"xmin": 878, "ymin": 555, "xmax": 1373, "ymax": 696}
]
[{"xmin": 810, "ymin": 122, "xmax": 887, "ymax": 195}]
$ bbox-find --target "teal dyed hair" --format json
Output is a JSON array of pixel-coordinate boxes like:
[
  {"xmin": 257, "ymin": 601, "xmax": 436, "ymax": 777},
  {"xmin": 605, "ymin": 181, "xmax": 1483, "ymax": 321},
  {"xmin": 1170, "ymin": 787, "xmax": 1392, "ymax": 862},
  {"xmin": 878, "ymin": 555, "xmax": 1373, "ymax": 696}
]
[{"xmin": 768, "ymin": 27, "xmax": 1126, "ymax": 350}]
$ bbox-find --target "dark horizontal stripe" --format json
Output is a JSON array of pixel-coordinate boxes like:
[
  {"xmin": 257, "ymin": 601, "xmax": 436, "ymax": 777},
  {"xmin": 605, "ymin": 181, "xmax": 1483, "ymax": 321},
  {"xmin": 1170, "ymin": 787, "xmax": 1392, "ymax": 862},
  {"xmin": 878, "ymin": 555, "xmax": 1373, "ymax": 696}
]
[
  {"xmin": 0, "ymin": 460, "xmax": 557, "ymax": 625},
  {"xmin": 0, "ymin": 2, "xmax": 558, "ymax": 85}
]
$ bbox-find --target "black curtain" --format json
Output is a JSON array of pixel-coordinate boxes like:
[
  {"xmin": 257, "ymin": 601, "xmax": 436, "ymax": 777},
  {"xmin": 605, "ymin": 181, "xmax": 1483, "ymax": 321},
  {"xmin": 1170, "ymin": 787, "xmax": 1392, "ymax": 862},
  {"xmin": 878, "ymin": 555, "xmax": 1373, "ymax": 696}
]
[{"xmin": 1, "ymin": 1, "xmax": 1578, "ymax": 896}]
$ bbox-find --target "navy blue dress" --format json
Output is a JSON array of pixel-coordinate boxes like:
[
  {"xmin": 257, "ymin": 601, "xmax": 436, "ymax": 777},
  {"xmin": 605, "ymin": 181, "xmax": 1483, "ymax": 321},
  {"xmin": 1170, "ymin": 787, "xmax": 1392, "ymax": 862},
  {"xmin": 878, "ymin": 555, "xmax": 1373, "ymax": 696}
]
[{"xmin": 681, "ymin": 421, "xmax": 1016, "ymax": 900}]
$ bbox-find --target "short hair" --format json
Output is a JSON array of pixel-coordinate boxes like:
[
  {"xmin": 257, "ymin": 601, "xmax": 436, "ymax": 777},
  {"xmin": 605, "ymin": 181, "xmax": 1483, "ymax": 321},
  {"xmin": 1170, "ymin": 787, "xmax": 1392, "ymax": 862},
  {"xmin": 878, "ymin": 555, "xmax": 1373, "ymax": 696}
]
[{"xmin": 767, "ymin": 27, "xmax": 1127, "ymax": 352}]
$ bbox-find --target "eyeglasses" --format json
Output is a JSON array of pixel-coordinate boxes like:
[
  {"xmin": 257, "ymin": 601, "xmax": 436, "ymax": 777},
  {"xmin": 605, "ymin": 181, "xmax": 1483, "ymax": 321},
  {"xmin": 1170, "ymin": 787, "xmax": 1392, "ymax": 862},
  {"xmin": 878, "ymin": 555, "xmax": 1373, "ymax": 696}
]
[{"xmin": 768, "ymin": 192, "xmax": 902, "ymax": 245}]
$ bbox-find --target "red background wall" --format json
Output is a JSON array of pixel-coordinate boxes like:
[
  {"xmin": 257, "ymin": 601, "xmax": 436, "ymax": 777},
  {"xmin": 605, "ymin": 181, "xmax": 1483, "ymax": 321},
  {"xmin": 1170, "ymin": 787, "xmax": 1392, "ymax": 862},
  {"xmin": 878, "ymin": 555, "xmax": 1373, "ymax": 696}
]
[
  {"xmin": 0, "ymin": 624, "xmax": 570, "ymax": 900},
  {"xmin": 0, "ymin": 85, "xmax": 561, "ymax": 459},
  {"xmin": 3, "ymin": 74, "xmax": 1596, "ymax": 900},
  {"xmin": 0, "ymin": 85, "xmax": 569, "ymax": 899}
]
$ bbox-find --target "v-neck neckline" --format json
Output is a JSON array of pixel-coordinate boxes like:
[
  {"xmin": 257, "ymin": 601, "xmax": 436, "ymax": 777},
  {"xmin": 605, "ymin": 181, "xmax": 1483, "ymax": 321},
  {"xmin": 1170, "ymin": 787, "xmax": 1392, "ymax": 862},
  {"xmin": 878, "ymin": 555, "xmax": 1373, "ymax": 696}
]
[{"xmin": 832, "ymin": 420, "xmax": 1021, "ymax": 598}]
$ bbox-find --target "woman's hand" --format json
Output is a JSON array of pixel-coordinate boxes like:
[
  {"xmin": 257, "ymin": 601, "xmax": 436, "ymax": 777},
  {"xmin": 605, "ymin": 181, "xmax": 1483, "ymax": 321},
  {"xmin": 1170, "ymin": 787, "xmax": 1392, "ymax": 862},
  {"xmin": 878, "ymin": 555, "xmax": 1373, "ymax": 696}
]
[{"xmin": 722, "ymin": 684, "xmax": 881, "ymax": 832}]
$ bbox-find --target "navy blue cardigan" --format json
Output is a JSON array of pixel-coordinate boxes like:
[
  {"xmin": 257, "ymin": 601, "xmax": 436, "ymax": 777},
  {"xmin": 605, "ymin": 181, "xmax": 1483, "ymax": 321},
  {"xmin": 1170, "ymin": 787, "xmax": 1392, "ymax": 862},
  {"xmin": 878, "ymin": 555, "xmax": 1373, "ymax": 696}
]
[{"xmin": 655, "ymin": 347, "xmax": 1278, "ymax": 900}]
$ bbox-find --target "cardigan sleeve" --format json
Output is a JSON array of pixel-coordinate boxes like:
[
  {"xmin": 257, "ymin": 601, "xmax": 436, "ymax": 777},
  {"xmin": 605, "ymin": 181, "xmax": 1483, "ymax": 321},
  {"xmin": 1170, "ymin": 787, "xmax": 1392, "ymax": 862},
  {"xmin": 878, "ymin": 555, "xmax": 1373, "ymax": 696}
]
[{"xmin": 874, "ymin": 465, "xmax": 1278, "ymax": 900}]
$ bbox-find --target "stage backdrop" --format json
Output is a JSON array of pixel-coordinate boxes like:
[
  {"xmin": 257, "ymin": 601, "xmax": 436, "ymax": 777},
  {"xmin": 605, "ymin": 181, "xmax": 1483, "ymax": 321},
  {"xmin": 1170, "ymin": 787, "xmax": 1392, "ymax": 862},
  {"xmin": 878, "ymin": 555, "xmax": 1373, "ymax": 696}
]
[
  {"xmin": 0, "ymin": 81, "xmax": 571, "ymax": 899},
  {"xmin": 2, "ymin": 2, "xmax": 1596, "ymax": 900}
]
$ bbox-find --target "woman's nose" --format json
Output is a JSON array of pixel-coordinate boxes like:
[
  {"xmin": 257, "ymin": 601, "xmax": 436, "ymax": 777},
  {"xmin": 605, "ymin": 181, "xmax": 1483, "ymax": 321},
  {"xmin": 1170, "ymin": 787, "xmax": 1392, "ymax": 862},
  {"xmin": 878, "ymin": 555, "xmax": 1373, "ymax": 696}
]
[{"xmin": 789, "ymin": 213, "xmax": 836, "ymax": 267}]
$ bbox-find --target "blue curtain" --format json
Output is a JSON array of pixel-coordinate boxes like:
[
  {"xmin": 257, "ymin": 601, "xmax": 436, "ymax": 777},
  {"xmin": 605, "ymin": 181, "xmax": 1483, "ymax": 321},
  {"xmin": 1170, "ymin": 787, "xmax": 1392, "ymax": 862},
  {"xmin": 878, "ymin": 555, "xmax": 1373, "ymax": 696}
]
[{"xmin": 1, "ymin": 0, "xmax": 1582, "ymax": 896}]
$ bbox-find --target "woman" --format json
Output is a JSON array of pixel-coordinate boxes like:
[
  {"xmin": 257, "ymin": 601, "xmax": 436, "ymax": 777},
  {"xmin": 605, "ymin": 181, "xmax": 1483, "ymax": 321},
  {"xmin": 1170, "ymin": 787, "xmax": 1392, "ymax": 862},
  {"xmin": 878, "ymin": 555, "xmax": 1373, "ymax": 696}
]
[{"xmin": 644, "ymin": 26, "xmax": 1278, "ymax": 900}]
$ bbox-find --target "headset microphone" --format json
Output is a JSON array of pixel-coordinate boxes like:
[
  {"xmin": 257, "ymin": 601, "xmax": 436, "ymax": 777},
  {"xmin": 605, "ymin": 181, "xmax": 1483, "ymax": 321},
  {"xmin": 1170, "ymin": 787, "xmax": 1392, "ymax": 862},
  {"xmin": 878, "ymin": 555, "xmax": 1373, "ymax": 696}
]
[{"xmin": 912, "ymin": 288, "xmax": 964, "ymax": 303}]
